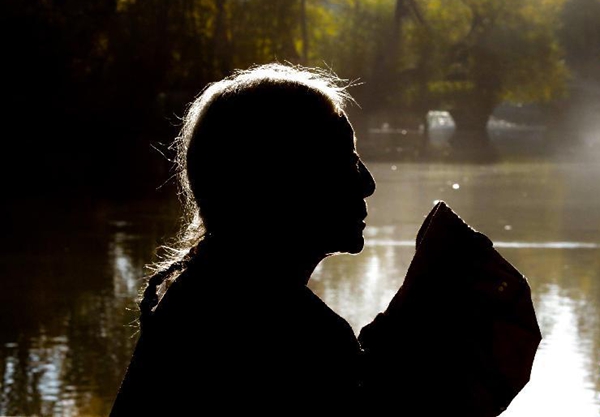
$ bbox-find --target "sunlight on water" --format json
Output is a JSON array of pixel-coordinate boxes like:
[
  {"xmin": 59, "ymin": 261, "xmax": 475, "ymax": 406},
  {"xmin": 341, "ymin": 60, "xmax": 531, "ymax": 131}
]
[
  {"xmin": 1, "ymin": 336, "xmax": 75, "ymax": 416},
  {"xmin": 502, "ymin": 285, "xmax": 600, "ymax": 417},
  {"xmin": 110, "ymin": 231, "xmax": 142, "ymax": 297}
]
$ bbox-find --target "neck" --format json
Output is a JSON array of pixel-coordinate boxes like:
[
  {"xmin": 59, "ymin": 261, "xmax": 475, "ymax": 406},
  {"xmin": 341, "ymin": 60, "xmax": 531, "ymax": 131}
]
[{"xmin": 200, "ymin": 233, "xmax": 326, "ymax": 286}]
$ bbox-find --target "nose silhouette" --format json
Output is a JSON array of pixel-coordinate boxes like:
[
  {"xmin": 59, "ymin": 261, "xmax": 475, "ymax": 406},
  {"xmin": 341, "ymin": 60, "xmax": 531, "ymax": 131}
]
[{"xmin": 359, "ymin": 160, "xmax": 376, "ymax": 198}]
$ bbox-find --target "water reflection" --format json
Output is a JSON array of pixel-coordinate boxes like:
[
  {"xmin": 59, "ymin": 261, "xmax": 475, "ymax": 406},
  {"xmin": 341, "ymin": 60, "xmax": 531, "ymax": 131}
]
[
  {"xmin": 1, "ymin": 335, "xmax": 73, "ymax": 416},
  {"xmin": 2, "ymin": 161, "xmax": 600, "ymax": 416},
  {"xmin": 0, "ymin": 197, "xmax": 179, "ymax": 416},
  {"xmin": 311, "ymin": 244, "xmax": 409, "ymax": 331},
  {"xmin": 503, "ymin": 284, "xmax": 600, "ymax": 416},
  {"xmin": 110, "ymin": 229, "xmax": 144, "ymax": 299}
]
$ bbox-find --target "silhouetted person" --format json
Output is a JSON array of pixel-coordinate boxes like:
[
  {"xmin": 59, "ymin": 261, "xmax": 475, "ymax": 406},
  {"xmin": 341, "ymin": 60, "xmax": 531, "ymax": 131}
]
[{"xmin": 110, "ymin": 63, "xmax": 376, "ymax": 415}]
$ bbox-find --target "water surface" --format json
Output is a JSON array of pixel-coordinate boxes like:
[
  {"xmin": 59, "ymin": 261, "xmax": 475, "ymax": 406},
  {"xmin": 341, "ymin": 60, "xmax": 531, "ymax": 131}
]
[{"xmin": 2, "ymin": 160, "xmax": 600, "ymax": 416}]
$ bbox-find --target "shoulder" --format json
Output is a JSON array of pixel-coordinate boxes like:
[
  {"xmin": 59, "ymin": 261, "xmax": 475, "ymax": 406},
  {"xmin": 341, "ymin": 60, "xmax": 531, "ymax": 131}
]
[
  {"xmin": 298, "ymin": 285, "xmax": 353, "ymax": 331},
  {"xmin": 272, "ymin": 284, "xmax": 358, "ymax": 351}
]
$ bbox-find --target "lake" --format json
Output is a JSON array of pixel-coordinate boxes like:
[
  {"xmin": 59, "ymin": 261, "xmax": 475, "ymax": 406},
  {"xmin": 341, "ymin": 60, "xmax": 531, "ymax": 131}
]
[{"xmin": 2, "ymin": 158, "xmax": 600, "ymax": 416}]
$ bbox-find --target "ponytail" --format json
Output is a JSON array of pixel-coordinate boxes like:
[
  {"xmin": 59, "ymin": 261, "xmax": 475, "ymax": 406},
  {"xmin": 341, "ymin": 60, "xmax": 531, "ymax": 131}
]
[{"xmin": 138, "ymin": 245, "xmax": 200, "ymax": 331}]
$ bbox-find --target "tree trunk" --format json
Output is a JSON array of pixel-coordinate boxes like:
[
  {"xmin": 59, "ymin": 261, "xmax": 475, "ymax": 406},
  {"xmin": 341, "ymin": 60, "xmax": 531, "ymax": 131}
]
[
  {"xmin": 368, "ymin": 0, "xmax": 409, "ymax": 111},
  {"xmin": 446, "ymin": 105, "xmax": 499, "ymax": 161},
  {"xmin": 448, "ymin": 106, "xmax": 492, "ymax": 146}
]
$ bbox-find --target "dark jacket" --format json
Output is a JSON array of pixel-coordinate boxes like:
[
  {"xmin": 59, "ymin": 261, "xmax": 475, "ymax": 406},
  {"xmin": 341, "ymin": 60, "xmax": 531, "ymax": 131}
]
[{"xmin": 110, "ymin": 252, "xmax": 362, "ymax": 416}]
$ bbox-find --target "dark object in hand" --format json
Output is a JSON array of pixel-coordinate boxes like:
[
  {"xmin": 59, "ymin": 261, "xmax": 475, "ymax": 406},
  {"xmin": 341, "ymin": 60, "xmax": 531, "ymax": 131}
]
[{"xmin": 359, "ymin": 201, "xmax": 542, "ymax": 416}]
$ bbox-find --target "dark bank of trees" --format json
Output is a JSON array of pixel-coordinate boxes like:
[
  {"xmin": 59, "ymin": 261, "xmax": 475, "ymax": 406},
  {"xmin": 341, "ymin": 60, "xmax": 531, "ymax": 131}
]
[{"xmin": 2, "ymin": 0, "xmax": 597, "ymax": 193}]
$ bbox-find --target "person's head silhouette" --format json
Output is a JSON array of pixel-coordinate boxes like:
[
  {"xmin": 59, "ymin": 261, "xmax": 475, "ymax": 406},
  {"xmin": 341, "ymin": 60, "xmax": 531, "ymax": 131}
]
[
  {"xmin": 179, "ymin": 63, "xmax": 375, "ymax": 254},
  {"xmin": 141, "ymin": 63, "xmax": 375, "ymax": 321},
  {"xmin": 113, "ymin": 63, "xmax": 376, "ymax": 416}
]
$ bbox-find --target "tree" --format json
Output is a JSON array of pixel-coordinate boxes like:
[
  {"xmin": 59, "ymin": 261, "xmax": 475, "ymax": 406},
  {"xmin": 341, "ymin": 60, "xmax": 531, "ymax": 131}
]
[
  {"xmin": 326, "ymin": 0, "xmax": 569, "ymax": 144},
  {"xmin": 316, "ymin": 0, "xmax": 396, "ymax": 135},
  {"xmin": 560, "ymin": 0, "xmax": 600, "ymax": 79},
  {"xmin": 413, "ymin": 0, "xmax": 568, "ymax": 144}
]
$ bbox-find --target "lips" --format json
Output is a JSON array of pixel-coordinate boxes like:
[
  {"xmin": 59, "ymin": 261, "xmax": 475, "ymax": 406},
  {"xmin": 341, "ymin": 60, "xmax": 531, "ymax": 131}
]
[
  {"xmin": 358, "ymin": 202, "xmax": 368, "ymax": 221},
  {"xmin": 333, "ymin": 201, "xmax": 368, "ymax": 226},
  {"xmin": 354, "ymin": 203, "xmax": 368, "ymax": 228}
]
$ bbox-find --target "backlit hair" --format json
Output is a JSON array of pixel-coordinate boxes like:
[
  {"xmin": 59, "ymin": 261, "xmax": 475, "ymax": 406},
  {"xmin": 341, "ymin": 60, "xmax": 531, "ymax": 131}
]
[{"xmin": 139, "ymin": 63, "xmax": 354, "ymax": 327}]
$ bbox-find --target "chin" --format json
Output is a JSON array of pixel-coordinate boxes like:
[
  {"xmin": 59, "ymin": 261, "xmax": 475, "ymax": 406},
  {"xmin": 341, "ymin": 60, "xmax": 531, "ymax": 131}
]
[
  {"xmin": 327, "ymin": 235, "xmax": 365, "ymax": 255},
  {"xmin": 347, "ymin": 238, "xmax": 365, "ymax": 254}
]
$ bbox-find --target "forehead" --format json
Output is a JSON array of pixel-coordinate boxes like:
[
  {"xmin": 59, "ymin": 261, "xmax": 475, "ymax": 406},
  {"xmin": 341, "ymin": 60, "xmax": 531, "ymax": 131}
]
[{"xmin": 318, "ymin": 111, "xmax": 356, "ymax": 153}]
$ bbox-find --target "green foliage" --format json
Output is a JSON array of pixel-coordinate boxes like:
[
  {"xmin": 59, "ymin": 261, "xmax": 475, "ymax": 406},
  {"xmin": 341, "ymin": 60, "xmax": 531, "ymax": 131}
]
[
  {"xmin": 3, "ymin": 0, "xmax": 574, "ymax": 132},
  {"xmin": 411, "ymin": 0, "xmax": 569, "ymax": 115},
  {"xmin": 560, "ymin": 0, "xmax": 600, "ymax": 78}
]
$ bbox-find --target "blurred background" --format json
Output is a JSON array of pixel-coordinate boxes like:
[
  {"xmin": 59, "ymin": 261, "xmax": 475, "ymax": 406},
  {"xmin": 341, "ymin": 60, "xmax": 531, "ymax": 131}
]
[{"xmin": 1, "ymin": 0, "xmax": 600, "ymax": 415}]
